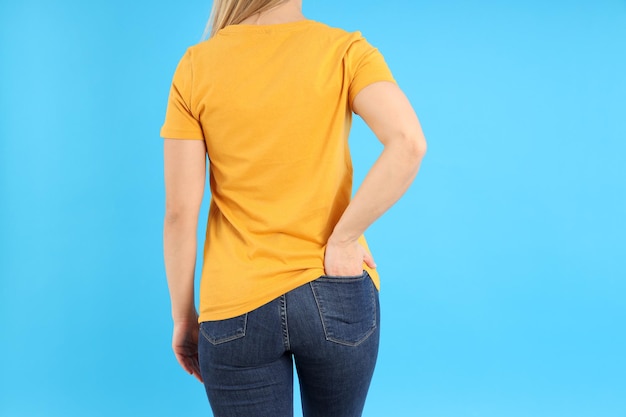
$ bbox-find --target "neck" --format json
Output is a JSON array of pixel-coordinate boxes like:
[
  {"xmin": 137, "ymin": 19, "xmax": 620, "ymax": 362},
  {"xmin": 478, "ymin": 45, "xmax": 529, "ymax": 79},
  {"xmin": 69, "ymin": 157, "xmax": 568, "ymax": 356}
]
[{"xmin": 239, "ymin": 0, "xmax": 305, "ymax": 25}]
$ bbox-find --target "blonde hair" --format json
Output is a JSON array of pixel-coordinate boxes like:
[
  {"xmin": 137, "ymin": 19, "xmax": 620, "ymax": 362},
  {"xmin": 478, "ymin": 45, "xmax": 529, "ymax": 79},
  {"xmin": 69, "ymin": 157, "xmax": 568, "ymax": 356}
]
[{"xmin": 203, "ymin": 0, "xmax": 288, "ymax": 39}]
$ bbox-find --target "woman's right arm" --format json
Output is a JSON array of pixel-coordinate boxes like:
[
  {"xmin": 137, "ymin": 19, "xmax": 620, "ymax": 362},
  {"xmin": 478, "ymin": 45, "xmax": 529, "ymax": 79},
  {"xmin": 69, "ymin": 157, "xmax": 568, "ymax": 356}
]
[
  {"xmin": 324, "ymin": 81, "xmax": 427, "ymax": 276},
  {"xmin": 163, "ymin": 138, "xmax": 206, "ymax": 382}
]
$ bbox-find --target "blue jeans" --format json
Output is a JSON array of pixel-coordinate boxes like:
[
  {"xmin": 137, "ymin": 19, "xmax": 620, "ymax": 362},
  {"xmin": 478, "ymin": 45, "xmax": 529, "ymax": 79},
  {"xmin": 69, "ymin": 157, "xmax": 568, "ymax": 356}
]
[{"xmin": 198, "ymin": 271, "xmax": 380, "ymax": 417}]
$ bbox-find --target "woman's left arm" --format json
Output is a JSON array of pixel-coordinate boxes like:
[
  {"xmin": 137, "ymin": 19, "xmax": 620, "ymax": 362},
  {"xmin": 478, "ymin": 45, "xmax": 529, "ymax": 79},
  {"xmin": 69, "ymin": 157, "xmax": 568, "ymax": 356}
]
[{"xmin": 163, "ymin": 138, "xmax": 207, "ymax": 382}]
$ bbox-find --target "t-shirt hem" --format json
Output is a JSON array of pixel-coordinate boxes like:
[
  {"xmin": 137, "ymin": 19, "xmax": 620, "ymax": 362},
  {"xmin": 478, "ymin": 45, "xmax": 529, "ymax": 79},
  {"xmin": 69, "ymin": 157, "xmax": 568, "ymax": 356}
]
[
  {"xmin": 197, "ymin": 266, "xmax": 380, "ymax": 322},
  {"xmin": 198, "ymin": 270, "xmax": 323, "ymax": 322},
  {"xmin": 350, "ymin": 76, "xmax": 397, "ymax": 109},
  {"xmin": 160, "ymin": 127, "xmax": 204, "ymax": 140}
]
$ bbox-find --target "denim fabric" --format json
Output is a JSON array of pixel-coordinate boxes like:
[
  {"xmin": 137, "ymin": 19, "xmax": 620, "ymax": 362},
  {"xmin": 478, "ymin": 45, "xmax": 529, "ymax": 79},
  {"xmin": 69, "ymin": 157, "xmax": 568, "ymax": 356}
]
[{"xmin": 198, "ymin": 271, "xmax": 380, "ymax": 417}]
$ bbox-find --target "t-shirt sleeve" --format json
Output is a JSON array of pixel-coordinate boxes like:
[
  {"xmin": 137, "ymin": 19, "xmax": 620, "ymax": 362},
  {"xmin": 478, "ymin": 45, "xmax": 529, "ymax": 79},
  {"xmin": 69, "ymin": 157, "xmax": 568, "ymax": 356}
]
[
  {"xmin": 160, "ymin": 49, "xmax": 204, "ymax": 140},
  {"xmin": 346, "ymin": 32, "xmax": 397, "ymax": 109}
]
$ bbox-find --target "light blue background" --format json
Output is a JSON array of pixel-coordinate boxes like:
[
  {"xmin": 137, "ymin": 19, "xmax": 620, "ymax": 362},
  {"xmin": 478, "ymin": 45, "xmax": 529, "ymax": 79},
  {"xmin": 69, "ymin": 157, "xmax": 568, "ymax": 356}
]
[{"xmin": 1, "ymin": 0, "xmax": 625, "ymax": 416}]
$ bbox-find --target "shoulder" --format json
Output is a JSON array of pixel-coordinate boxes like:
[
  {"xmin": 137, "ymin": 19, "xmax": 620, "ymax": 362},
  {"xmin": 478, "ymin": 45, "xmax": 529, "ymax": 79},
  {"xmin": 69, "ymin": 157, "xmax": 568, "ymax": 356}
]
[
  {"xmin": 181, "ymin": 21, "xmax": 368, "ymax": 62},
  {"xmin": 298, "ymin": 21, "xmax": 372, "ymax": 60},
  {"xmin": 308, "ymin": 21, "xmax": 365, "ymax": 44}
]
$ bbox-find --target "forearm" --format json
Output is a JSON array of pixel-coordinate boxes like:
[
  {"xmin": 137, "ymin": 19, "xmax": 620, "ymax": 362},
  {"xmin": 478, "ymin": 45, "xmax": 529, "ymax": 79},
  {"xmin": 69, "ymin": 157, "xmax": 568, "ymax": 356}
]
[
  {"xmin": 163, "ymin": 213, "xmax": 199, "ymax": 322},
  {"xmin": 329, "ymin": 138, "xmax": 426, "ymax": 245}
]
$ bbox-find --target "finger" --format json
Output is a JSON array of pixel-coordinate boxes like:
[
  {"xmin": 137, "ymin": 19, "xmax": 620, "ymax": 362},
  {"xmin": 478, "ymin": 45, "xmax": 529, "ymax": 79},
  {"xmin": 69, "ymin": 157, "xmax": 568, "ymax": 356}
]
[
  {"xmin": 363, "ymin": 250, "xmax": 377, "ymax": 269},
  {"xmin": 192, "ymin": 370, "xmax": 204, "ymax": 383},
  {"xmin": 190, "ymin": 356, "xmax": 203, "ymax": 383},
  {"xmin": 176, "ymin": 352, "xmax": 204, "ymax": 383},
  {"xmin": 176, "ymin": 352, "xmax": 197, "ymax": 374},
  {"xmin": 175, "ymin": 354, "xmax": 192, "ymax": 374}
]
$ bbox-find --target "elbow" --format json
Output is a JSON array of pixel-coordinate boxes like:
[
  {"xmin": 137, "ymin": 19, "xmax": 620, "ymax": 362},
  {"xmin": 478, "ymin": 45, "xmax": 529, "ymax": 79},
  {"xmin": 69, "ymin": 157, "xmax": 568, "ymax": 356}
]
[
  {"xmin": 395, "ymin": 130, "xmax": 427, "ymax": 161},
  {"xmin": 164, "ymin": 206, "xmax": 199, "ymax": 224},
  {"xmin": 164, "ymin": 210, "xmax": 182, "ymax": 226},
  {"xmin": 410, "ymin": 134, "xmax": 428, "ymax": 159}
]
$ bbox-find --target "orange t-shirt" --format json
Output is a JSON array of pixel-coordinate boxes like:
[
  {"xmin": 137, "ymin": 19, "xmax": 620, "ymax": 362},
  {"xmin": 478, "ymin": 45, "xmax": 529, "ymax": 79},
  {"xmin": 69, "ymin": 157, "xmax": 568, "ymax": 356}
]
[{"xmin": 161, "ymin": 19, "xmax": 396, "ymax": 321}]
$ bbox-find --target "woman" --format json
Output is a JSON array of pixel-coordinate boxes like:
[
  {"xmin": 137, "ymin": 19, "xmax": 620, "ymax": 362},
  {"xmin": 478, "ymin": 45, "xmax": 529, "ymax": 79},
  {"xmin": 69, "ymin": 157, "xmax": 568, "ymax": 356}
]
[{"xmin": 160, "ymin": 0, "xmax": 427, "ymax": 415}]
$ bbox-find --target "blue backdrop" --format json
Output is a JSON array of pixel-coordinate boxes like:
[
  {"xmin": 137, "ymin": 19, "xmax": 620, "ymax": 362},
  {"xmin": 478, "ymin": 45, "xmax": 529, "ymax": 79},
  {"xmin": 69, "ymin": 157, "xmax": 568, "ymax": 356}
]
[{"xmin": 1, "ymin": 1, "xmax": 625, "ymax": 416}]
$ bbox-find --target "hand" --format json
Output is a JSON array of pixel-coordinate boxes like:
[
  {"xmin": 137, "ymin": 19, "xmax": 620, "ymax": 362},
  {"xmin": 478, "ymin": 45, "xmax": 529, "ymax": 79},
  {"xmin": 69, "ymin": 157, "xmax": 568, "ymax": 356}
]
[
  {"xmin": 172, "ymin": 319, "xmax": 203, "ymax": 383},
  {"xmin": 324, "ymin": 238, "xmax": 377, "ymax": 277}
]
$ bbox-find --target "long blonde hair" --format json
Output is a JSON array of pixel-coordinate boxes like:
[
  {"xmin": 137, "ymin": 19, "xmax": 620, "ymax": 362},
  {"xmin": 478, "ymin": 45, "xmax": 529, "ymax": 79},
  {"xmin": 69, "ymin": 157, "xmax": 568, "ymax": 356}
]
[{"xmin": 203, "ymin": 0, "xmax": 288, "ymax": 39}]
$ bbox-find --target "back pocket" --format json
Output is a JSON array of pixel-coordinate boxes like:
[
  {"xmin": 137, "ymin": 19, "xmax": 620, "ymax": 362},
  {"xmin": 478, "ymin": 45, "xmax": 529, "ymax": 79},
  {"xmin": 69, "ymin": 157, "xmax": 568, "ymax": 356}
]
[
  {"xmin": 199, "ymin": 313, "xmax": 248, "ymax": 345},
  {"xmin": 310, "ymin": 271, "xmax": 378, "ymax": 346}
]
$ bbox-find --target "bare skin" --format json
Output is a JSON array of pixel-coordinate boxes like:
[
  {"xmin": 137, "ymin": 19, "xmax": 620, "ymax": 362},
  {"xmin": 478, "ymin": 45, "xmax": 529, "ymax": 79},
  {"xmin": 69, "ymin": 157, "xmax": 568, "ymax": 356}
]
[
  {"xmin": 163, "ymin": 0, "xmax": 427, "ymax": 382},
  {"xmin": 325, "ymin": 81, "xmax": 426, "ymax": 276},
  {"xmin": 239, "ymin": 0, "xmax": 305, "ymax": 25},
  {"xmin": 163, "ymin": 139, "xmax": 206, "ymax": 382}
]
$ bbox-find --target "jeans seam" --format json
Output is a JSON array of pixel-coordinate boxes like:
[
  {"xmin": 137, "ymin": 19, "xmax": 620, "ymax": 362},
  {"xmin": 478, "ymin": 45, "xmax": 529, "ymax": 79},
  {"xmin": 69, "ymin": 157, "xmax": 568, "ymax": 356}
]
[
  {"xmin": 366, "ymin": 277, "xmax": 378, "ymax": 341},
  {"xmin": 280, "ymin": 294, "xmax": 291, "ymax": 351},
  {"xmin": 309, "ymin": 282, "xmax": 329, "ymax": 341}
]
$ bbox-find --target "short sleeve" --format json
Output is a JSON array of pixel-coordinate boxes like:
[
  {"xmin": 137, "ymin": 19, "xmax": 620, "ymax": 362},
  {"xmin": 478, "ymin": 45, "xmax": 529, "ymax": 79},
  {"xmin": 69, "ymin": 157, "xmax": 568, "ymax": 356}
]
[
  {"xmin": 346, "ymin": 33, "xmax": 396, "ymax": 108},
  {"xmin": 160, "ymin": 49, "xmax": 204, "ymax": 140}
]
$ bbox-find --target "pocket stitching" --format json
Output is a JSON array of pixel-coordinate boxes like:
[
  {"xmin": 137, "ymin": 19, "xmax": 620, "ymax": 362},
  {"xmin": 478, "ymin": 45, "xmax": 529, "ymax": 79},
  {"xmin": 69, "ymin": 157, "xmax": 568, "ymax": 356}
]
[
  {"xmin": 199, "ymin": 314, "xmax": 248, "ymax": 346},
  {"xmin": 317, "ymin": 270, "xmax": 368, "ymax": 282},
  {"xmin": 309, "ymin": 277, "xmax": 378, "ymax": 347}
]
